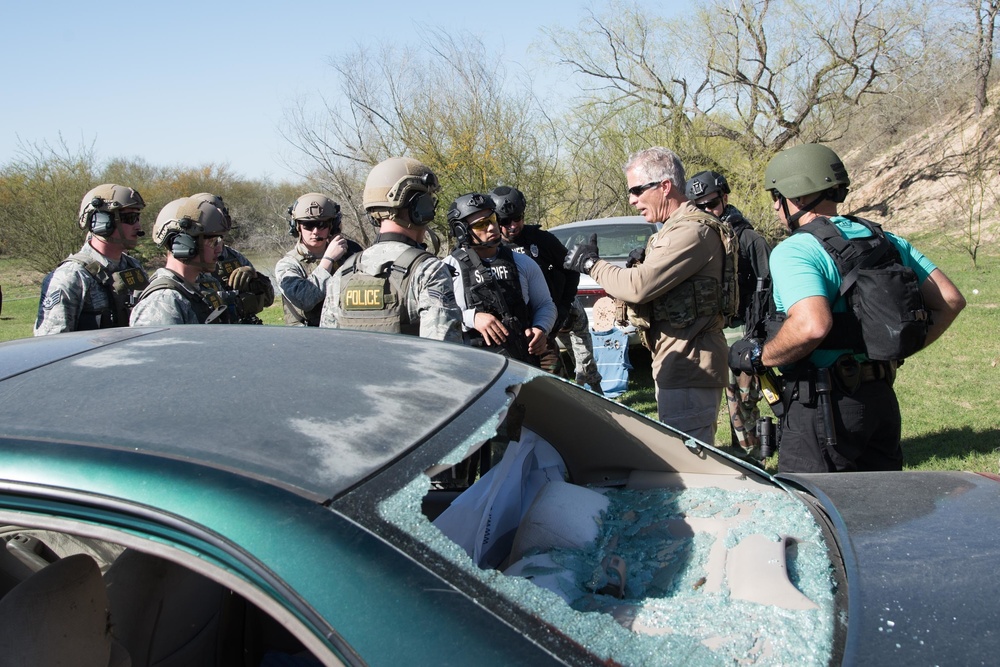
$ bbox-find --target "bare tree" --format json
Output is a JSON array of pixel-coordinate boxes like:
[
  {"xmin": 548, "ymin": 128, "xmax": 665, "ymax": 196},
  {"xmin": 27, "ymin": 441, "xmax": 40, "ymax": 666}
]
[
  {"xmin": 940, "ymin": 115, "xmax": 1000, "ymax": 267},
  {"xmin": 282, "ymin": 33, "xmax": 563, "ymax": 243},
  {"xmin": 968, "ymin": 0, "xmax": 1000, "ymax": 113},
  {"xmin": 547, "ymin": 0, "xmax": 926, "ymax": 157}
]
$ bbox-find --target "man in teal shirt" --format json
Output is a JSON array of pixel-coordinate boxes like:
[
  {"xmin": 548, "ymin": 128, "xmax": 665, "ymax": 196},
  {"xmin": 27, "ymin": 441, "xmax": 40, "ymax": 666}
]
[{"xmin": 730, "ymin": 144, "xmax": 965, "ymax": 473}]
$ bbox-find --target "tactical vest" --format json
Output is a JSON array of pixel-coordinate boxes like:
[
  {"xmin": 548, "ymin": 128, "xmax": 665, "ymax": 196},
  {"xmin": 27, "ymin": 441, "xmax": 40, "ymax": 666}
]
[
  {"xmin": 336, "ymin": 246, "xmax": 434, "ymax": 335},
  {"xmin": 634, "ymin": 213, "xmax": 739, "ymax": 330},
  {"xmin": 455, "ymin": 246, "xmax": 530, "ymax": 329},
  {"xmin": 770, "ymin": 216, "xmax": 928, "ymax": 362},
  {"xmin": 59, "ymin": 253, "xmax": 149, "ymax": 330},
  {"xmin": 136, "ymin": 272, "xmax": 226, "ymax": 324}
]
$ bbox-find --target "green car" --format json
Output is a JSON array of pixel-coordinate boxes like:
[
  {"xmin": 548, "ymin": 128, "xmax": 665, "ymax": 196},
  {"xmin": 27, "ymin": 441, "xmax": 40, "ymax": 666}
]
[{"xmin": 1, "ymin": 326, "xmax": 998, "ymax": 666}]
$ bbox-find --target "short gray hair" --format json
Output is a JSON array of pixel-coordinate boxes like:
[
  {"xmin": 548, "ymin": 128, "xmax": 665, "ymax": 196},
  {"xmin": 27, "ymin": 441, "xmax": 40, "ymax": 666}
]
[{"xmin": 624, "ymin": 147, "xmax": 686, "ymax": 191}]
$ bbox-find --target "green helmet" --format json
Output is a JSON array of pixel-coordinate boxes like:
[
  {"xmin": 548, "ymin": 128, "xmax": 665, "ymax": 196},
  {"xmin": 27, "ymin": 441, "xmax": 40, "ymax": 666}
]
[{"xmin": 763, "ymin": 144, "xmax": 850, "ymax": 199}]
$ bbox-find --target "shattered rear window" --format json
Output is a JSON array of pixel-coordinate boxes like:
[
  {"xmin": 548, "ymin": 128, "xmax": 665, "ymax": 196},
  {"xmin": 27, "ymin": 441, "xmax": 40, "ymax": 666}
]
[{"xmin": 377, "ymin": 381, "xmax": 836, "ymax": 666}]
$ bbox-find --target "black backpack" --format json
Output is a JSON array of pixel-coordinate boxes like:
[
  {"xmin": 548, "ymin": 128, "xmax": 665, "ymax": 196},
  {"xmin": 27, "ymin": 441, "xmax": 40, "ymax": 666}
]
[{"xmin": 794, "ymin": 216, "xmax": 928, "ymax": 361}]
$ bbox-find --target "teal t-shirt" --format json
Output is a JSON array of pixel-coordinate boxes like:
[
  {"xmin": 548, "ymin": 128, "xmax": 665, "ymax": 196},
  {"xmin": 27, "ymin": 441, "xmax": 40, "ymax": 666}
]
[{"xmin": 770, "ymin": 216, "xmax": 937, "ymax": 368}]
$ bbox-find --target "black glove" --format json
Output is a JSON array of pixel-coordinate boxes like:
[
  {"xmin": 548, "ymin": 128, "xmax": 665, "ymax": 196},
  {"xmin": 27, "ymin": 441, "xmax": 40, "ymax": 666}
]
[
  {"xmin": 563, "ymin": 233, "xmax": 600, "ymax": 274},
  {"xmin": 729, "ymin": 339, "xmax": 766, "ymax": 375},
  {"xmin": 625, "ymin": 247, "xmax": 646, "ymax": 268}
]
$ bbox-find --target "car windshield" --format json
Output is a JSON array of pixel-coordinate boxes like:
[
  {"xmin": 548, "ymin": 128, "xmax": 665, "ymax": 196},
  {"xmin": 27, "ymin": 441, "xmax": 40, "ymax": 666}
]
[{"xmin": 550, "ymin": 224, "xmax": 653, "ymax": 261}]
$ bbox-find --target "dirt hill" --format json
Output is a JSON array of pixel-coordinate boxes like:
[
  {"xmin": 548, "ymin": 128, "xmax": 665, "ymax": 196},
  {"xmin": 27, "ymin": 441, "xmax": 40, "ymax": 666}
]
[{"xmin": 842, "ymin": 100, "xmax": 1000, "ymax": 244}]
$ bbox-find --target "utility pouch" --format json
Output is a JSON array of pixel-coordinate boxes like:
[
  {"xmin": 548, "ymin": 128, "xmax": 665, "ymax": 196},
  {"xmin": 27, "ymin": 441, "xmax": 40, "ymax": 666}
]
[
  {"xmin": 626, "ymin": 301, "xmax": 652, "ymax": 331},
  {"xmin": 832, "ymin": 355, "xmax": 862, "ymax": 395}
]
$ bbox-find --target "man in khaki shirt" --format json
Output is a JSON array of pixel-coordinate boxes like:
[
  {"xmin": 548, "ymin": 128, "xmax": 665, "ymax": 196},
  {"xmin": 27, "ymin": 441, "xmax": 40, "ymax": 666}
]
[{"xmin": 565, "ymin": 147, "xmax": 729, "ymax": 444}]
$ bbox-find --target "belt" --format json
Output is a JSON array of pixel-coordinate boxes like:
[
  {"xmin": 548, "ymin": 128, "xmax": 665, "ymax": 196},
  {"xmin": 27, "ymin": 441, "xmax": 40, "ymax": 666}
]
[{"xmin": 858, "ymin": 360, "xmax": 896, "ymax": 383}]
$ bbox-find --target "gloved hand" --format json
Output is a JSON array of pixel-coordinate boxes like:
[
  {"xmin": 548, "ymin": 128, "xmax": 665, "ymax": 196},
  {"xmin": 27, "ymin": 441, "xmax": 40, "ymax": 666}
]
[
  {"xmin": 729, "ymin": 339, "xmax": 766, "ymax": 375},
  {"xmin": 625, "ymin": 246, "xmax": 646, "ymax": 268},
  {"xmin": 563, "ymin": 233, "xmax": 600, "ymax": 274},
  {"xmin": 227, "ymin": 266, "xmax": 256, "ymax": 291}
]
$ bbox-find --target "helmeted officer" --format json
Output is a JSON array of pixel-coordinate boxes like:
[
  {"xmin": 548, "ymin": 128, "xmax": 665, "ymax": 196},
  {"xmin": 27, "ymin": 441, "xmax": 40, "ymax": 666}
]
[
  {"xmin": 492, "ymin": 185, "xmax": 602, "ymax": 391},
  {"xmin": 686, "ymin": 170, "xmax": 772, "ymax": 454},
  {"xmin": 319, "ymin": 157, "xmax": 462, "ymax": 341},
  {"xmin": 130, "ymin": 197, "xmax": 230, "ymax": 325},
  {"xmin": 191, "ymin": 192, "xmax": 274, "ymax": 324},
  {"xmin": 443, "ymin": 193, "xmax": 555, "ymax": 364},
  {"xmin": 729, "ymin": 143, "xmax": 966, "ymax": 472},
  {"xmin": 274, "ymin": 193, "xmax": 361, "ymax": 326},
  {"xmin": 34, "ymin": 184, "xmax": 149, "ymax": 335}
]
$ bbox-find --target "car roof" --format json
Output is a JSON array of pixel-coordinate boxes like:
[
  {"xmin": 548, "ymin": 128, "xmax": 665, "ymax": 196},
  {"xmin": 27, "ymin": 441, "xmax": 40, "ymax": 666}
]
[
  {"xmin": 0, "ymin": 326, "xmax": 508, "ymax": 502},
  {"xmin": 550, "ymin": 215, "xmax": 655, "ymax": 230}
]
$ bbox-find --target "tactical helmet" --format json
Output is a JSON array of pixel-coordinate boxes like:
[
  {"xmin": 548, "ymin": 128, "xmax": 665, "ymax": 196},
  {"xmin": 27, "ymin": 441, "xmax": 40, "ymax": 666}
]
[
  {"xmin": 78, "ymin": 184, "xmax": 146, "ymax": 234},
  {"xmin": 447, "ymin": 193, "xmax": 495, "ymax": 246},
  {"xmin": 287, "ymin": 193, "xmax": 342, "ymax": 236},
  {"xmin": 685, "ymin": 171, "xmax": 731, "ymax": 201},
  {"xmin": 490, "ymin": 185, "xmax": 526, "ymax": 222},
  {"xmin": 152, "ymin": 197, "xmax": 228, "ymax": 258},
  {"xmin": 363, "ymin": 157, "xmax": 439, "ymax": 225},
  {"xmin": 190, "ymin": 192, "xmax": 233, "ymax": 231},
  {"xmin": 764, "ymin": 144, "xmax": 850, "ymax": 200}
]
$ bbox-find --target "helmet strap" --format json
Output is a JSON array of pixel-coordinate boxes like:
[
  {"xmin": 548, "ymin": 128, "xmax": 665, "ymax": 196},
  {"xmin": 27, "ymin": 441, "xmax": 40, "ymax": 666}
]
[{"xmin": 785, "ymin": 192, "xmax": 826, "ymax": 230}]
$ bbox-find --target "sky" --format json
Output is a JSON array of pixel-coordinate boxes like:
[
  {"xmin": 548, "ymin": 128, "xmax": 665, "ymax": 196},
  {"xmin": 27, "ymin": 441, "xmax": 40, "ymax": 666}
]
[{"xmin": 1, "ymin": 1, "xmax": 683, "ymax": 184}]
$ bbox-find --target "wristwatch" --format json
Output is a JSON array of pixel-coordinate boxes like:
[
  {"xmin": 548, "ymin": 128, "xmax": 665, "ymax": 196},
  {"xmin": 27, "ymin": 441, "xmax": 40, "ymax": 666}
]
[
  {"xmin": 582, "ymin": 257, "xmax": 597, "ymax": 274},
  {"xmin": 749, "ymin": 340, "xmax": 766, "ymax": 374}
]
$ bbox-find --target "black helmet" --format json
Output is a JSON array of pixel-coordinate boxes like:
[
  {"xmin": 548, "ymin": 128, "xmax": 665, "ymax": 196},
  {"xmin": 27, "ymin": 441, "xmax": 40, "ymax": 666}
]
[
  {"xmin": 490, "ymin": 185, "xmax": 526, "ymax": 222},
  {"xmin": 685, "ymin": 171, "xmax": 731, "ymax": 202},
  {"xmin": 447, "ymin": 193, "xmax": 495, "ymax": 247}
]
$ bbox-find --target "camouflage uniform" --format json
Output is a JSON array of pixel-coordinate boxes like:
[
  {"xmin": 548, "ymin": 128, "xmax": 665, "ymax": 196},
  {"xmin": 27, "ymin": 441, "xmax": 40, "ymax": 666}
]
[
  {"xmin": 275, "ymin": 241, "xmax": 360, "ymax": 326},
  {"xmin": 555, "ymin": 298, "xmax": 602, "ymax": 386},
  {"xmin": 130, "ymin": 268, "xmax": 224, "ymax": 326},
  {"xmin": 319, "ymin": 235, "xmax": 463, "ymax": 342},
  {"xmin": 34, "ymin": 242, "xmax": 148, "ymax": 336},
  {"xmin": 198, "ymin": 246, "xmax": 274, "ymax": 324}
]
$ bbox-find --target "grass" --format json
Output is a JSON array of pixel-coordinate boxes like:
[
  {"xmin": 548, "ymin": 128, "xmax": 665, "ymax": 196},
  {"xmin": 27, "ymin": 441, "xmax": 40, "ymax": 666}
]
[{"xmin": 3, "ymin": 243, "xmax": 997, "ymax": 474}]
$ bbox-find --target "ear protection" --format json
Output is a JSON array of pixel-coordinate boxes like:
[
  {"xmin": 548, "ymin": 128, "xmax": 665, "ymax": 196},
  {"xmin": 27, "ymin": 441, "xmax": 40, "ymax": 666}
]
[
  {"xmin": 287, "ymin": 204, "xmax": 298, "ymax": 236},
  {"xmin": 407, "ymin": 191, "xmax": 437, "ymax": 226},
  {"xmin": 87, "ymin": 197, "xmax": 116, "ymax": 236},
  {"xmin": 170, "ymin": 219, "xmax": 198, "ymax": 260}
]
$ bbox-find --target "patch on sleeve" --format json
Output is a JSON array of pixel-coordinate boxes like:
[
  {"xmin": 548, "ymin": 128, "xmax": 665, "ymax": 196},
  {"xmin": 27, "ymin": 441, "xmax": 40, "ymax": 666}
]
[{"xmin": 41, "ymin": 291, "xmax": 63, "ymax": 310}]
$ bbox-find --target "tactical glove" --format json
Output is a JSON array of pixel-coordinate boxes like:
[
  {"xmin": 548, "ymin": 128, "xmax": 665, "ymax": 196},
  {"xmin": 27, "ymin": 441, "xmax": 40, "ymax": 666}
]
[
  {"xmin": 563, "ymin": 233, "xmax": 600, "ymax": 274},
  {"xmin": 227, "ymin": 266, "xmax": 256, "ymax": 292},
  {"xmin": 729, "ymin": 339, "xmax": 766, "ymax": 375},
  {"xmin": 625, "ymin": 247, "xmax": 646, "ymax": 268}
]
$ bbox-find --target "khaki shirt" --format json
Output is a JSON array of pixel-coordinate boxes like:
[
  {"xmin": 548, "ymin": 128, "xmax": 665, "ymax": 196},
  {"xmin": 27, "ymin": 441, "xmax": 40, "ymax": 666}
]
[{"xmin": 589, "ymin": 202, "xmax": 728, "ymax": 389}]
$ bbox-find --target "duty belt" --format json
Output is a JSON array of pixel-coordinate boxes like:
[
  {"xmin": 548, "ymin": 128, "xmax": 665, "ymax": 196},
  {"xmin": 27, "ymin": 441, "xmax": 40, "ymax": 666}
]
[{"xmin": 831, "ymin": 356, "xmax": 896, "ymax": 393}]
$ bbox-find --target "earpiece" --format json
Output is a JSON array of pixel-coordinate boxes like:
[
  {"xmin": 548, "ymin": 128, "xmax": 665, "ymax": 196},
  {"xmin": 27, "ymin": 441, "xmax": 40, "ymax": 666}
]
[
  {"xmin": 407, "ymin": 192, "xmax": 437, "ymax": 226},
  {"xmin": 87, "ymin": 197, "xmax": 115, "ymax": 236},
  {"xmin": 170, "ymin": 219, "xmax": 198, "ymax": 260}
]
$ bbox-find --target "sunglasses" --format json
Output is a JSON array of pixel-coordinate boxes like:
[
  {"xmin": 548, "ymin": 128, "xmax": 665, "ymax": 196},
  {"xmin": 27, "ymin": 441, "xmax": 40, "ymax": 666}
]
[
  {"xmin": 119, "ymin": 211, "xmax": 142, "ymax": 225},
  {"xmin": 299, "ymin": 221, "xmax": 332, "ymax": 231},
  {"xmin": 693, "ymin": 196, "xmax": 723, "ymax": 211},
  {"xmin": 202, "ymin": 236, "xmax": 225, "ymax": 248},
  {"xmin": 468, "ymin": 213, "xmax": 497, "ymax": 230},
  {"xmin": 627, "ymin": 181, "xmax": 662, "ymax": 197}
]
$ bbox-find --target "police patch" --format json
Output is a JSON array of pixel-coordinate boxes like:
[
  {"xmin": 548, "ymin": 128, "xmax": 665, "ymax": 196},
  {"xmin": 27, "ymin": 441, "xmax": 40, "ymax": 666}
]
[
  {"xmin": 42, "ymin": 291, "xmax": 62, "ymax": 310},
  {"xmin": 530, "ymin": 244, "xmax": 540, "ymax": 258}
]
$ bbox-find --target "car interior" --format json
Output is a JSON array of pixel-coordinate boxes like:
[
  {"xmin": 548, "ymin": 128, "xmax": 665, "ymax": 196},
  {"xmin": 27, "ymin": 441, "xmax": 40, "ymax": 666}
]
[
  {"xmin": 0, "ymin": 526, "xmax": 327, "ymax": 667},
  {"xmin": 414, "ymin": 375, "xmax": 841, "ymax": 665}
]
